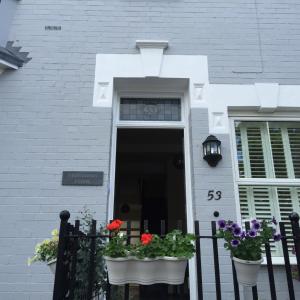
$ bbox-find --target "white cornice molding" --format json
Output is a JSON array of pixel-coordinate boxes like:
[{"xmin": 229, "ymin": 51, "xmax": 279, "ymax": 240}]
[
  {"xmin": 136, "ymin": 40, "xmax": 168, "ymax": 50},
  {"xmin": 255, "ymin": 83, "xmax": 279, "ymax": 112},
  {"xmin": 136, "ymin": 40, "xmax": 169, "ymax": 77},
  {"xmin": 92, "ymin": 45, "xmax": 300, "ymax": 135}
]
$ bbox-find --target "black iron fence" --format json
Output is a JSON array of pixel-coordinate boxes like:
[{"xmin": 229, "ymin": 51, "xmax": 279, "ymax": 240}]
[{"xmin": 53, "ymin": 211, "xmax": 300, "ymax": 300}]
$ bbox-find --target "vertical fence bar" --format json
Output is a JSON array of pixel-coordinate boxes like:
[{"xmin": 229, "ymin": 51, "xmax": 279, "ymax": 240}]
[
  {"xmin": 53, "ymin": 210, "xmax": 71, "ymax": 300},
  {"xmin": 87, "ymin": 220, "xmax": 97, "ymax": 300},
  {"xmin": 212, "ymin": 221, "xmax": 222, "ymax": 300},
  {"xmin": 264, "ymin": 242, "xmax": 276, "ymax": 300},
  {"xmin": 177, "ymin": 220, "xmax": 183, "ymax": 232},
  {"xmin": 124, "ymin": 221, "xmax": 131, "ymax": 300},
  {"xmin": 245, "ymin": 221, "xmax": 258, "ymax": 300},
  {"xmin": 160, "ymin": 220, "xmax": 169, "ymax": 298},
  {"xmin": 289, "ymin": 212, "xmax": 300, "ymax": 278},
  {"xmin": 144, "ymin": 220, "xmax": 149, "ymax": 231},
  {"xmin": 280, "ymin": 222, "xmax": 295, "ymax": 300},
  {"xmin": 161, "ymin": 220, "xmax": 166, "ymax": 236},
  {"xmin": 195, "ymin": 221, "xmax": 203, "ymax": 300},
  {"xmin": 69, "ymin": 220, "xmax": 80, "ymax": 299},
  {"xmin": 231, "ymin": 260, "xmax": 240, "ymax": 300}
]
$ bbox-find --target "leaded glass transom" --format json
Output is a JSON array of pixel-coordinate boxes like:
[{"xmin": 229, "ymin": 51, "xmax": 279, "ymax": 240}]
[{"xmin": 120, "ymin": 98, "xmax": 181, "ymax": 121}]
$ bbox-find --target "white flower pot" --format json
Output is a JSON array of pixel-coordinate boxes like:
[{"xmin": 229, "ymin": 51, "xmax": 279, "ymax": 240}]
[
  {"xmin": 232, "ymin": 256, "xmax": 263, "ymax": 287},
  {"xmin": 104, "ymin": 256, "xmax": 187, "ymax": 285},
  {"xmin": 158, "ymin": 257, "xmax": 187, "ymax": 284},
  {"xmin": 47, "ymin": 259, "xmax": 56, "ymax": 274}
]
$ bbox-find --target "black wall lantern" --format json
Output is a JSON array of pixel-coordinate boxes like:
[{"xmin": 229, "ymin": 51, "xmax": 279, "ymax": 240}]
[{"xmin": 202, "ymin": 135, "xmax": 222, "ymax": 167}]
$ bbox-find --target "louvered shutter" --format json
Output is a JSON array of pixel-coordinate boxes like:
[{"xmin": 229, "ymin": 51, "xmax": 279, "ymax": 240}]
[
  {"xmin": 247, "ymin": 126, "xmax": 267, "ymax": 178},
  {"xmin": 269, "ymin": 126, "xmax": 288, "ymax": 178},
  {"xmin": 287, "ymin": 127, "xmax": 300, "ymax": 178},
  {"xmin": 235, "ymin": 121, "xmax": 300, "ymax": 256}
]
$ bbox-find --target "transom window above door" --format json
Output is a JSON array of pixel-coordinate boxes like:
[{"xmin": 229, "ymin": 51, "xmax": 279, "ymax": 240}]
[{"xmin": 119, "ymin": 98, "xmax": 181, "ymax": 121}]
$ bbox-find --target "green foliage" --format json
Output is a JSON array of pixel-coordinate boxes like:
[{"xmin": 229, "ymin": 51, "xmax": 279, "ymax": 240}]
[
  {"xmin": 162, "ymin": 230, "xmax": 196, "ymax": 259},
  {"xmin": 216, "ymin": 219, "xmax": 279, "ymax": 261},
  {"xmin": 103, "ymin": 231, "xmax": 128, "ymax": 258},
  {"xmin": 105, "ymin": 230, "xmax": 196, "ymax": 259},
  {"xmin": 28, "ymin": 229, "xmax": 59, "ymax": 265},
  {"xmin": 74, "ymin": 208, "xmax": 107, "ymax": 299},
  {"xmin": 131, "ymin": 234, "xmax": 164, "ymax": 259}
]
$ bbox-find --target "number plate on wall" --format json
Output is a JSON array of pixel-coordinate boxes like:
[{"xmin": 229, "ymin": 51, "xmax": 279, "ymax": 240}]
[{"xmin": 62, "ymin": 171, "xmax": 104, "ymax": 186}]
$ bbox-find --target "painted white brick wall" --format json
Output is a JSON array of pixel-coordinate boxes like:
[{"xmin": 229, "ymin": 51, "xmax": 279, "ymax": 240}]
[{"xmin": 1, "ymin": 0, "xmax": 300, "ymax": 299}]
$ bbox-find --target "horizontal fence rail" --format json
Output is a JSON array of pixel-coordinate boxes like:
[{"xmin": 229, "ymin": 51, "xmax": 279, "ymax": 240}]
[{"xmin": 53, "ymin": 211, "xmax": 300, "ymax": 300}]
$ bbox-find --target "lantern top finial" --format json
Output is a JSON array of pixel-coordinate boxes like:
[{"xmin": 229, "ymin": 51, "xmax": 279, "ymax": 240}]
[{"xmin": 202, "ymin": 135, "xmax": 221, "ymax": 145}]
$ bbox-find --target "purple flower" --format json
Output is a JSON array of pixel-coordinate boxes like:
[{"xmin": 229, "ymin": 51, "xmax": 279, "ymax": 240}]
[
  {"xmin": 273, "ymin": 233, "xmax": 282, "ymax": 242},
  {"xmin": 248, "ymin": 229, "xmax": 257, "ymax": 238},
  {"xmin": 231, "ymin": 223, "xmax": 239, "ymax": 229},
  {"xmin": 272, "ymin": 216, "xmax": 277, "ymax": 225},
  {"xmin": 251, "ymin": 219, "xmax": 258, "ymax": 224},
  {"xmin": 233, "ymin": 227, "xmax": 242, "ymax": 237},
  {"xmin": 225, "ymin": 224, "xmax": 233, "ymax": 232},
  {"xmin": 252, "ymin": 222, "xmax": 261, "ymax": 231},
  {"xmin": 218, "ymin": 219, "xmax": 226, "ymax": 229},
  {"xmin": 231, "ymin": 239, "xmax": 240, "ymax": 247},
  {"xmin": 240, "ymin": 231, "xmax": 246, "ymax": 239}
]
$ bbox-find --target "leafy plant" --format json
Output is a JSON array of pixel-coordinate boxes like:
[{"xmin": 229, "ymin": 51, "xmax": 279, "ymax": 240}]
[
  {"xmin": 104, "ymin": 221, "xmax": 196, "ymax": 260},
  {"xmin": 103, "ymin": 219, "xmax": 128, "ymax": 258},
  {"xmin": 132, "ymin": 233, "xmax": 164, "ymax": 259},
  {"xmin": 162, "ymin": 230, "xmax": 196, "ymax": 259},
  {"xmin": 28, "ymin": 229, "xmax": 59, "ymax": 265},
  {"xmin": 74, "ymin": 208, "xmax": 107, "ymax": 299},
  {"xmin": 216, "ymin": 218, "xmax": 281, "ymax": 261}
]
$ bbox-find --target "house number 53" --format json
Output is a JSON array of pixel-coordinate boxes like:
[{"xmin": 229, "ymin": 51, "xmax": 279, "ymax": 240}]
[{"xmin": 207, "ymin": 190, "xmax": 222, "ymax": 201}]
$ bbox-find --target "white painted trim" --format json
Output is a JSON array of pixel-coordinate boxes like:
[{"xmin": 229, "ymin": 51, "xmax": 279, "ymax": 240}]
[
  {"xmin": 263, "ymin": 256, "xmax": 297, "ymax": 265},
  {"xmin": 229, "ymin": 119, "xmax": 243, "ymax": 224},
  {"xmin": 107, "ymin": 91, "xmax": 198, "ymax": 300},
  {"xmin": 136, "ymin": 40, "xmax": 168, "ymax": 49},
  {"xmin": 182, "ymin": 91, "xmax": 198, "ymax": 300},
  {"xmin": 92, "ymin": 53, "xmax": 208, "ymax": 108},
  {"xmin": 107, "ymin": 91, "xmax": 119, "ymax": 221},
  {"xmin": 236, "ymin": 179, "xmax": 300, "ymax": 186}
]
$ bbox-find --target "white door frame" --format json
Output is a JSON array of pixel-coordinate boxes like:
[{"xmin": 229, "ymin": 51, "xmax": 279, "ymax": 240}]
[{"xmin": 107, "ymin": 91, "xmax": 197, "ymax": 299}]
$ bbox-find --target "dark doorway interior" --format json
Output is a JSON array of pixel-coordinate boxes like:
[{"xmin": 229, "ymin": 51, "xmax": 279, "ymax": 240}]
[
  {"xmin": 114, "ymin": 129, "xmax": 186, "ymax": 233},
  {"xmin": 114, "ymin": 128, "xmax": 189, "ymax": 299}
]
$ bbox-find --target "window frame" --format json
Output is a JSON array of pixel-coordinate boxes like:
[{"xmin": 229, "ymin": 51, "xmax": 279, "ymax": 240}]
[{"xmin": 229, "ymin": 116, "xmax": 300, "ymax": 264}]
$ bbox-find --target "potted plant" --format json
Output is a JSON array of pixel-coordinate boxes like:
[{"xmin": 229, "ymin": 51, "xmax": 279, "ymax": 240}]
[
  {"xmin": 103, "ymin": 220, "xmax": 196, "ymax": 285},
  {"xmin": 216, "ymin": 217, "xmax": 281, "ymax": 287},
  {"xmin": 27, "ymin": 229, "xmax": 59, "ymax": 274},
  {"xmin": 28, "ymin": 208, "xmax": 108, "ymax": 300}
]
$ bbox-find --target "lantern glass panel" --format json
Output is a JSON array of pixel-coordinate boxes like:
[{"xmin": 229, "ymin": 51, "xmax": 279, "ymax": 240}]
[{"xmin": 210, "ymin": 142, "xmax": 218, "ymax": 154}]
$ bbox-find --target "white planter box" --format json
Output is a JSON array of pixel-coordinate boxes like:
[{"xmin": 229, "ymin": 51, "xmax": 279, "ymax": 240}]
[
  {"xmin": 232, "ymin": 256, "xmax": 263, "ymax": 287},
  {"xmin": 47, "ymin": 259, "xmax": 56, "ymax": 274},
  {"xmin": 105, "ymin": 256, "xmax": 187, "ymax": 285}
]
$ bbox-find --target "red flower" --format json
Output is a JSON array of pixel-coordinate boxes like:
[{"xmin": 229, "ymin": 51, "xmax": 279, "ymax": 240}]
[
  {"xmin": 141, "ymin": 233, "xmax": 153, "ymax": 245},
  {"xmin": 106, "ymin": 219, "xmax": 123, "ymax": 231}
]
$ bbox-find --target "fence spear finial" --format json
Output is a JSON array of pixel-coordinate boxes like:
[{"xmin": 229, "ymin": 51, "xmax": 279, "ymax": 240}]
[{"xmin": 60, "ymin": 210, "xmax": 70, "ymax": 221}]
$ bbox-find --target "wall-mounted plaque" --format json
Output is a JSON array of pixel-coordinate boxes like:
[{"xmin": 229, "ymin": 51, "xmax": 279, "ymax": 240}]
[{"xmin": 62, "ymin": 171, "xmax": 103, "ymax": 186}]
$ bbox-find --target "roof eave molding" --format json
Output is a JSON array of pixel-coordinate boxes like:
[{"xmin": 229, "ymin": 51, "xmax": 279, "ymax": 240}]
[
  {"xmin": 0, "ymin": 59, "xmax": 18, "ymax": 74},
  {"xmin": 136, "ymin": 40, "xmax": 169, "ymax": 77},
  {"xmin": 0, "ymin": 41, "xmax": 31, "ymax": 75}
]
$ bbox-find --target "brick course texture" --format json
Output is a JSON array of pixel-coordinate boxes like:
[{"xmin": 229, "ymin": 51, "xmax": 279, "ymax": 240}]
[{"xmin": 1, "ymin": 0, "xmax": 300, "ymax": 299}]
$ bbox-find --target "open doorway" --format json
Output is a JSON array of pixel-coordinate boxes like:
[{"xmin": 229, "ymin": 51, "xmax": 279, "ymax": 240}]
[
  {"xmin": 113, "ymin": 128, "xmax": 189, "ymax": 299},
  {"xmin": 114, "ymin": 128, "xmax": 187, "ymax": 233}
]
